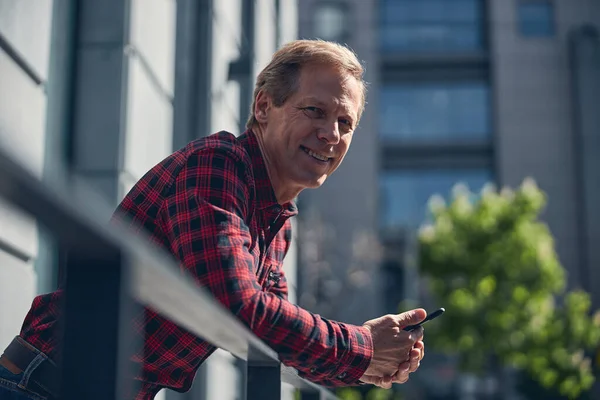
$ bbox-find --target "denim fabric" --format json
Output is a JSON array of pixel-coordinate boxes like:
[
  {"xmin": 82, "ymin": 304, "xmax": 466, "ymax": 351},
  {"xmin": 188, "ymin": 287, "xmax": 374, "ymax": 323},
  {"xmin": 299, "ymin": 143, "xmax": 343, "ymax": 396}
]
[{"xmin": 0, "ymin": 363, "xmax": 47, "ymax": 400}]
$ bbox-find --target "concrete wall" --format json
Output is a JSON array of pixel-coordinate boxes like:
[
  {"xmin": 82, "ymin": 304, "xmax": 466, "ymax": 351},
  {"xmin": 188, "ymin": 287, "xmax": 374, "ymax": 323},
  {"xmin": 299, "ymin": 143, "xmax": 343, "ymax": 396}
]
[
  {"xmin": 0, "ymin": 0, "xmax": 53, "ymax": 352},
  {"xmin": 489, "ymin": 0, "xmax": 599, "ymax": 291},
  {"xmin": 297, "ymin": 0, "xmax": 382, "ymax": 326}
]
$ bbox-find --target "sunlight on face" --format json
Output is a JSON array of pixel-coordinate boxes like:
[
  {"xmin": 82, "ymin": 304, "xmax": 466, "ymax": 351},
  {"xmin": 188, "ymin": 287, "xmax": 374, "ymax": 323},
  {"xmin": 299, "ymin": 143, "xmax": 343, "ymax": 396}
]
[{"xmin": 262, "ymin": 64, "xmax": 363, "ymax": 192}]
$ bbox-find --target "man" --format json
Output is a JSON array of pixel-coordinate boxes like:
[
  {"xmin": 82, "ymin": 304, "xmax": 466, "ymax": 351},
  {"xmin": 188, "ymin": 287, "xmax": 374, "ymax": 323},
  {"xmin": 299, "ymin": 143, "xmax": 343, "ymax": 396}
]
[{"xmin": 0, "ymin": 40, "xmax": 426, "ymax": 400}]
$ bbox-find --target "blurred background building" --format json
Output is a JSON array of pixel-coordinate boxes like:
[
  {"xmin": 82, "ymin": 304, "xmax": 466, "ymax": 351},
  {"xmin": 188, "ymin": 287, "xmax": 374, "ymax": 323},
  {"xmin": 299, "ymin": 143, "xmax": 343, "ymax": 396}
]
[
  {"xmin": 297, "ymin": 0, "xmax": 600, "ymax": 398},
  {"xmin": 0, "ymin": 0, "xmax": 298, "ymax": 399}
]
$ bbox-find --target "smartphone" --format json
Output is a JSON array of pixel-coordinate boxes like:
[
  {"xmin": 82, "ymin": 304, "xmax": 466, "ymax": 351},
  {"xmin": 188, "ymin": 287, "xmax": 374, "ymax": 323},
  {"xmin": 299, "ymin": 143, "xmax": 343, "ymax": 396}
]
[{"xmin": 402, "ymin": 307, "xmax": 445, "ymax": 332}]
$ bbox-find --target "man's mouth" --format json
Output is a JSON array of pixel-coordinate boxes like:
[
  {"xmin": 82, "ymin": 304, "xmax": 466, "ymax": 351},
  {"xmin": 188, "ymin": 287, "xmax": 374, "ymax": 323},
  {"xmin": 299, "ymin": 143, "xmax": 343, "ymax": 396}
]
[{"xmin": 300, "ymin": 146, "xmax": 332, "ymax": 162}]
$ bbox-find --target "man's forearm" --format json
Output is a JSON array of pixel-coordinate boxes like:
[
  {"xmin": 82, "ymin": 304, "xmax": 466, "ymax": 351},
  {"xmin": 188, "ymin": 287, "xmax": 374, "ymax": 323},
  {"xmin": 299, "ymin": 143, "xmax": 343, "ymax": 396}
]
[{"xmin": 235, "ymin": 290, "xmax": 373, "ymax": 385}]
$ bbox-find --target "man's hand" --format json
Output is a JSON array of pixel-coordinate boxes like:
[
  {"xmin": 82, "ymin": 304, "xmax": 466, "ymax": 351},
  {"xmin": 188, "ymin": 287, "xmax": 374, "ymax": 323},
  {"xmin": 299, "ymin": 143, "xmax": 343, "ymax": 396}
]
[
  {"xmin": 359, "ymin": 309, "xmax": 426, "ymax": 388},
  {"xmin": 360, "ymin": 339, "xmax": 425, "ymax": 389}
]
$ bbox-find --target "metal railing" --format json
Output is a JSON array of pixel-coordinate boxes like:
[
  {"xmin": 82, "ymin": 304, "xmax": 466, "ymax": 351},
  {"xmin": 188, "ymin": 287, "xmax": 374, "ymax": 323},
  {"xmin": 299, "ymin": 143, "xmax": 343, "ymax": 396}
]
[{"xmin": 0, "ymin": 145, "xmax": 340, "ymax": 400}]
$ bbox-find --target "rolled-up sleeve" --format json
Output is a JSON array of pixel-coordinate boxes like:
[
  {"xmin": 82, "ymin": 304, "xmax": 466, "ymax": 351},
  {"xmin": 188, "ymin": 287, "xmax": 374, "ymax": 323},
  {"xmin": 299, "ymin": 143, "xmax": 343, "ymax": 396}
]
[{"xmin": 162, "ymin": 147, "xmax": 373, "ymax": 386}]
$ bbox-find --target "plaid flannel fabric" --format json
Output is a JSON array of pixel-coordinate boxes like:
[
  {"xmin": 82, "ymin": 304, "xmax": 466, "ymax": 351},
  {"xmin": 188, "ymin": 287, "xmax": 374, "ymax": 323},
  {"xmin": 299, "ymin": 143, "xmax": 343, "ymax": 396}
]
[{"xmin": 19, "ymin": 130, "xmax": 373, "ymax": 399}]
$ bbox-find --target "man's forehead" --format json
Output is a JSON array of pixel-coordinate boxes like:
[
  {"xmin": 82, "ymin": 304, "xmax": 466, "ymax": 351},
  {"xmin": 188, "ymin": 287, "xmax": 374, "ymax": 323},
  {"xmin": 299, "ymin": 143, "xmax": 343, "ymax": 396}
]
[
  {"xmin": 300, "ymin": 65, "xmax": 357, "ymax": 92},
  {"xmin": 297, "ymin": 66, "xmax": 361, "ymax": 112}
]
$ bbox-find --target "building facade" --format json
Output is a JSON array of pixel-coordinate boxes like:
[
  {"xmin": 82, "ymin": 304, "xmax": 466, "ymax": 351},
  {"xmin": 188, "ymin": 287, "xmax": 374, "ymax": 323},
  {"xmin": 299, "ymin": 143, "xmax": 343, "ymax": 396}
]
[
  {"xmin": 0, "ymin": 1, "xmax": 298, "ymax": 399},
  {"xmin": 298, "ymin": 0, "xmax": 599, "ymax": 398}
]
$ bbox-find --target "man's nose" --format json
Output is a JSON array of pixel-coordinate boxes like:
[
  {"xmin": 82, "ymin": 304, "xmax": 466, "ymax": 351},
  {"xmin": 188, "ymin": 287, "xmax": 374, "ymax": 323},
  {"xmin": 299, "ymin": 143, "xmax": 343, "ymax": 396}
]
[{"xmin": 317, "ymin": 121, "xmax": 341, "ymax": 144}]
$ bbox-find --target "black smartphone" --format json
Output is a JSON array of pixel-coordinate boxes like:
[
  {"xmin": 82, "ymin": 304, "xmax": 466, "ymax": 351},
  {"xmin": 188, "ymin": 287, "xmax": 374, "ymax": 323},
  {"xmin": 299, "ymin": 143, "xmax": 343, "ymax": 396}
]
[{"xmin": 402, "ymin": 308, "xmax": 445, "ymax": 332}]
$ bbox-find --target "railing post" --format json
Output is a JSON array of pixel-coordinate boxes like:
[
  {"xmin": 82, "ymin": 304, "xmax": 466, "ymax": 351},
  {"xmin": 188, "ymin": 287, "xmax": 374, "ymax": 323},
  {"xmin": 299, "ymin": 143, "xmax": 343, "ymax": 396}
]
[
  {"xmin": 61, "ymin": 247, "xmax": 140, "ymax": 400},
  {"xmin": 247, "ymin": 361, "xmax": 281, "ymax": 400},
  {"xmin": 300, "ymin": 392, "xmax": 323, "ymax": 400}
]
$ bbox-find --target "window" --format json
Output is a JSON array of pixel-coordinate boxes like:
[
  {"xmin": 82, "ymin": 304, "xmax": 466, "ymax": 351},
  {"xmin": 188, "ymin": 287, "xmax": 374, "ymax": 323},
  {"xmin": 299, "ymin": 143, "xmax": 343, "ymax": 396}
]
[
  {"xmin": 380, "ymin": 81, "xmax": 490, "ymax": 142},
  {"xmin": 313, "ymin": 2, "xmax": 349, "ymax": 43},
  {"xmin": 379, "ymin": 169, "xmax": 492, "ymax": 230},
  {"xmin": 380, "ymin": 0, "xmax": 484, "ymax": 53},
  {"xmin": 518, "ymin": 1, "xmax": 555, "ymax": 37}
]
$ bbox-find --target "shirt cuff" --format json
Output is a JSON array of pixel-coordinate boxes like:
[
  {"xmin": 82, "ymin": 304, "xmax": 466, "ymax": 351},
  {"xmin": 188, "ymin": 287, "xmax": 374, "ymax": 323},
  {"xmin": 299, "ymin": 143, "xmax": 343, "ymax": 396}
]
[{"xmin": 328, "ymin": 324, "xmax": 373, "ymax": 385}]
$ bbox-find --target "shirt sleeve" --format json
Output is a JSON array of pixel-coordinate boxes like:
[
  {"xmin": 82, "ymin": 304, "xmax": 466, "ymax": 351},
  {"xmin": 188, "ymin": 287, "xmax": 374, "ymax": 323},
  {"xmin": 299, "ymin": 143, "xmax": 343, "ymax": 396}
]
[{"xmin": 162, "ymin": 147, "xmax": 373, "ymax": 386}]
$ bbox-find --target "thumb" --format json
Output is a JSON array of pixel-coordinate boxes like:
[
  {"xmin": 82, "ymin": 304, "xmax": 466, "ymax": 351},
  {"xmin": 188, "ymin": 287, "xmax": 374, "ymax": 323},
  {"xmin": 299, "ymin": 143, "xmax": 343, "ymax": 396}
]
[{"xmin": 396, "ymin": 308, "xmax": 427, "ymax": 327}]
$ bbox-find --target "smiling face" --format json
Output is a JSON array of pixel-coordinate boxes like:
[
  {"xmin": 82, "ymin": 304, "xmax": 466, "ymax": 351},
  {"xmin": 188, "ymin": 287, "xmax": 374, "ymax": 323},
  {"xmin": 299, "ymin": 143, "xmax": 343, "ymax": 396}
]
[{"xmin": 254, "ymin": 63, "xmax": 363, "ymax": 200}]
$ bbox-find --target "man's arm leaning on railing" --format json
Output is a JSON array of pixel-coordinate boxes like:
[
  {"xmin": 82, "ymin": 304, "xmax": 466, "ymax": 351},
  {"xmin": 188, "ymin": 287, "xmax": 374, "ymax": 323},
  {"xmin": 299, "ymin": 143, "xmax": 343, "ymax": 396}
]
[{"xmin": 0, "ymin": 143, "xmax": 342, "ymax": 400}]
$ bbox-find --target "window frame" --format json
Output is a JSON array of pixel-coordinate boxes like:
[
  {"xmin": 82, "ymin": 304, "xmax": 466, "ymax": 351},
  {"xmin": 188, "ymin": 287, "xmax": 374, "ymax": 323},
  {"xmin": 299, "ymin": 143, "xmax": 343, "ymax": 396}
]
[
  {"xmin": 378, "ymin": 167, "xmax": 495, "ymax": 231},
  {"xmin": 378, "ymin": 79, "xmax": 493, "ymax": 144},
  {"xmin": 378, "ymin": 0, "xmax": 487, "ymax": 54},
  {"xmin": 516, "ymin": 0, "xmax": 556, "ymax": 38}
]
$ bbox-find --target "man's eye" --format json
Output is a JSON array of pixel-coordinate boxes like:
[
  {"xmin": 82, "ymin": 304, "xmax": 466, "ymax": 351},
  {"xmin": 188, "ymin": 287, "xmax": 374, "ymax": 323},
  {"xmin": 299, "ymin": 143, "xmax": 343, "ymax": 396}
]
[
  {"xmin": 339, "ymin": 118, "xmax": 351, "ymax": 126},
  {"xmin": 302, "ymin": 107, "xmax": 324, "ymax": 117}
]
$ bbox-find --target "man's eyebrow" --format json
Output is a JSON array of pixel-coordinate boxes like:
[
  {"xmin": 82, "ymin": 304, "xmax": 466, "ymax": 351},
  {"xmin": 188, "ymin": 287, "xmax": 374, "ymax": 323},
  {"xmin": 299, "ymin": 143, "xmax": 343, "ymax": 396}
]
[
  {"xmin": 301, "ymin": 96, "xmax": 357, "ymax": 124},
  {"xmin": 301, "ymin": 97, "xmax": 327, "ymax": 106}
]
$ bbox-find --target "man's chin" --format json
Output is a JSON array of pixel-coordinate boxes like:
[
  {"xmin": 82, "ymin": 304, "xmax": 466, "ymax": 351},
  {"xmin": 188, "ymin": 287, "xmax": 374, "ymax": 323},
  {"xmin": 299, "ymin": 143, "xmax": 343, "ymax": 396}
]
[
  {"xmin": 304, "ymin": 176, "xmax": 328, "ymax": 189},
  {"xmin": 293, "ymin": 171, "xmax": 330, "ymax": 190}
]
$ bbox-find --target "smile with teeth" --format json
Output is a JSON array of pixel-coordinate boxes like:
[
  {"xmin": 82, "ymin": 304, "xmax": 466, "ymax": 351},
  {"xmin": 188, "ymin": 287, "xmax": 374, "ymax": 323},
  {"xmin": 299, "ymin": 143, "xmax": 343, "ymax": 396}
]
[{"xmin": 301, "ymin": 146, "xmax": 331, "ymax": 162}]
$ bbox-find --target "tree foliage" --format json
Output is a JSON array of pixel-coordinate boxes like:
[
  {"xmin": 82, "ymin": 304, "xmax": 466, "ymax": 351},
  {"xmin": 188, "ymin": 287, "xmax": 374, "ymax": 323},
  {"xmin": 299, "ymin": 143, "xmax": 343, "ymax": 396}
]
[{"xmin": 417, "ymin": 178, "xmax": 600, "ymax": 399}]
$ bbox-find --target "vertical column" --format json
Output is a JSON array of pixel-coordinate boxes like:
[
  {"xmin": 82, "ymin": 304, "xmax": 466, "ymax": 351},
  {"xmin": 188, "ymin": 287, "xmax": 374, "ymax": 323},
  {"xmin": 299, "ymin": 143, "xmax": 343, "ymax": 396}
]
[
  {"xmin": 172, "ymin": 0, "xmax": 213, "ymax": 149},
  {"xmin": 569, "ymin": 26, "xmax": 600, "ymax": 308},
  {"xmin": 69, "ymin": 0, "xmax": 131, "ymax": 204},
  {"xmin": 70, "ymin": 0, "xmax": 176, "ymax": 206},
  {"xmin": 0, "ymin": 0, "xmax": 53, "ymax": 348},
  {"xmin": 61, "ymin": 245, "xmax": 139, "ymax": 400},
  {"xmin": 247, "ymin": 361, "xmax": 282, "ymax": 400},
  {"xmin": 168, "ymin": 0, "xmax": 214, "ymax": 396},
  {"xmin": 66, "ymin": 1, "xmax": 176, "ymax": 398}
]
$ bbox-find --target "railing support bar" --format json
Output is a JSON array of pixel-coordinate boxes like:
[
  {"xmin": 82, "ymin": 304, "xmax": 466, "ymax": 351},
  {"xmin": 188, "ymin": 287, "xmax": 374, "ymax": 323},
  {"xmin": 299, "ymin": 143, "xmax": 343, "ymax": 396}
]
[
  {"xmin": 61, "ymin": 249, "xmax": 140, "ymax": 400},
  {"xmin": 247, "ymin": 362, "xmax": 281, "ymax": 400},
  {"xmin": 301, "ymin": 391, "xmax": 323, "ymax": 400}
]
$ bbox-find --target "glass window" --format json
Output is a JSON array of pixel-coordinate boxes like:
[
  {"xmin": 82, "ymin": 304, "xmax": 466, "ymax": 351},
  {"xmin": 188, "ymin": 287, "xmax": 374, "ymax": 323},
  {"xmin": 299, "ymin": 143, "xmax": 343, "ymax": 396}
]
[
  {"xmin": 313, "ymin": 2, "xmax": 349, "ymax": 42},
  {"xmin": 380, "ymin": 0, "xmax": 484, "ymax": 52},
  {"xmin": 380, "ymin": 82, "xmax": 490, "ymax": 142},
  {"xmin": 379, "ymin": 169, "xmax": 492, "ymax": 230},
  {"xmin": 518, "ymin": 1, "xmax": 555, "ymax": 37}
]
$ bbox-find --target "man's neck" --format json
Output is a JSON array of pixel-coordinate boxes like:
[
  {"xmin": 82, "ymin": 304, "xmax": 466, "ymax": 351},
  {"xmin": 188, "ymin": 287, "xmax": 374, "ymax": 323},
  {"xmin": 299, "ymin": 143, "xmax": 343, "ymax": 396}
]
[{"xmin": 251, "ymin": 125, "xmax": 302, "ymax": 204}]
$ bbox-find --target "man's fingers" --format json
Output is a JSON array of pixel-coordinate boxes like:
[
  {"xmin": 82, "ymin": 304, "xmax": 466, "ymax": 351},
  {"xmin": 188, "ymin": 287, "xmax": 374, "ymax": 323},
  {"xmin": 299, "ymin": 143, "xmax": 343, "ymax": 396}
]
[
  {"xmin": 393, "ymin": 361, "xmax": 410, "ymax": 384},
  {"xmin": 409, "ymin": 326, "xmax": 424, "ymax": 341},
  {"xmin": 359, "ymin": 375, "xmax": 381, "ymax": 385},
  {"xmin": 409, "ymin": 349, "xmax": 420, "ymax": 373},
  {"xmin": 386, "ymin": 326, "xmax": 422, "ymax": 347},
  {"xmin": 360, "ymin": 374, "xmax": 393, "ymax": 389},
  {"xmin": 414, "ymin": 340, "xmax": 425, "ymax": 360},
  {"xmin": 396, "ymin": 308, "xmax": 427, "ymax": 328},
  {"xmin": 414, "ymin": 326, "xmax": 425, "ymax": 340}
]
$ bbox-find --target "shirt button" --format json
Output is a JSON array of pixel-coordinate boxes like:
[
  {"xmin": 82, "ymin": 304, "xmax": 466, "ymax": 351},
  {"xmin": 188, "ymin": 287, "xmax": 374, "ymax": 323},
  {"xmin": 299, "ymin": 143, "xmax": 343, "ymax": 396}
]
[
  {"xmin": 310, "ymin": 367, "xmax": 317, "ymax": 374},
  {"xmin": 337, "ymin": 372, "xmax": 347, "ymax": 380}
]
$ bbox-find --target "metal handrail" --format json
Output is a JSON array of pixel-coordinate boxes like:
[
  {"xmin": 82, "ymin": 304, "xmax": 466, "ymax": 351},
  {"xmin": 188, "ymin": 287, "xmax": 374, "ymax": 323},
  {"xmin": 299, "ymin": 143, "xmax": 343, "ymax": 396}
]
[{"xmin": 0, "ymin": 143, "xmax": 339, "ymax": 400}]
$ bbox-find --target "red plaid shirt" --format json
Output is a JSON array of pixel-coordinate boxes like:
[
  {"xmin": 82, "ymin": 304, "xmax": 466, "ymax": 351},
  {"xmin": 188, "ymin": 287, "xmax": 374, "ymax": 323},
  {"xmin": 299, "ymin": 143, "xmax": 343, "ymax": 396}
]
[{"xmin": 18, "ymin": 130, "xmax": 373, "ymax": 399}]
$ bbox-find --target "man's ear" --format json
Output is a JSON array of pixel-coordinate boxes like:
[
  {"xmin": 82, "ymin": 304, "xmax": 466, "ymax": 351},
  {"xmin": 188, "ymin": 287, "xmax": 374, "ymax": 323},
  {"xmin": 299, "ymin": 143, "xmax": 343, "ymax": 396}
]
[{"xmin": 254, "ymin": 89, "xmax": 271, "ymax": 124}]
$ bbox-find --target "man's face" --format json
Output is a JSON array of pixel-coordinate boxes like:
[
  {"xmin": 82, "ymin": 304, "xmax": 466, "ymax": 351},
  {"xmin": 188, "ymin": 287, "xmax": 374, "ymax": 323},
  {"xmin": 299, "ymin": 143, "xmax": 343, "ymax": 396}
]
[{"xmin": 260, "ymin": 64, "xmax": 362, "ymax": 190}]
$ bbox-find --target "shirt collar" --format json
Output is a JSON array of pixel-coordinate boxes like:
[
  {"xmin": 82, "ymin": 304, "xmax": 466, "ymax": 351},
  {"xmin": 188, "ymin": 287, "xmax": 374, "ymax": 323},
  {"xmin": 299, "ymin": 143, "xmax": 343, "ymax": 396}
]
[{"xmin": 237, "ymin": 129, "xmax": 298, "ymax": 216}]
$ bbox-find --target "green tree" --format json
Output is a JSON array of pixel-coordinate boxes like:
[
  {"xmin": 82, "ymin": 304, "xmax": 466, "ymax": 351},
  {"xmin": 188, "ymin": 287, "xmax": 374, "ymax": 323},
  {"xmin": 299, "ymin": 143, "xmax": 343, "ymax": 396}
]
[
  {"xmin": 336, "ymin": 387, "xmax": 404, "ymax": 400},
  {"xmin": 416, "ymin": 178, "xmax": 600, "ymax": 399}
]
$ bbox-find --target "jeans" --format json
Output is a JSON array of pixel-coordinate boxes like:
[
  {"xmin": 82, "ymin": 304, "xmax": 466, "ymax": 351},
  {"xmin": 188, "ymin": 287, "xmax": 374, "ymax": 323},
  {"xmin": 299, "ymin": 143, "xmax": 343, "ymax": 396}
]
[{"xmin": 0, "ymin": 357, "xmax": 51, "ymax": 400}]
